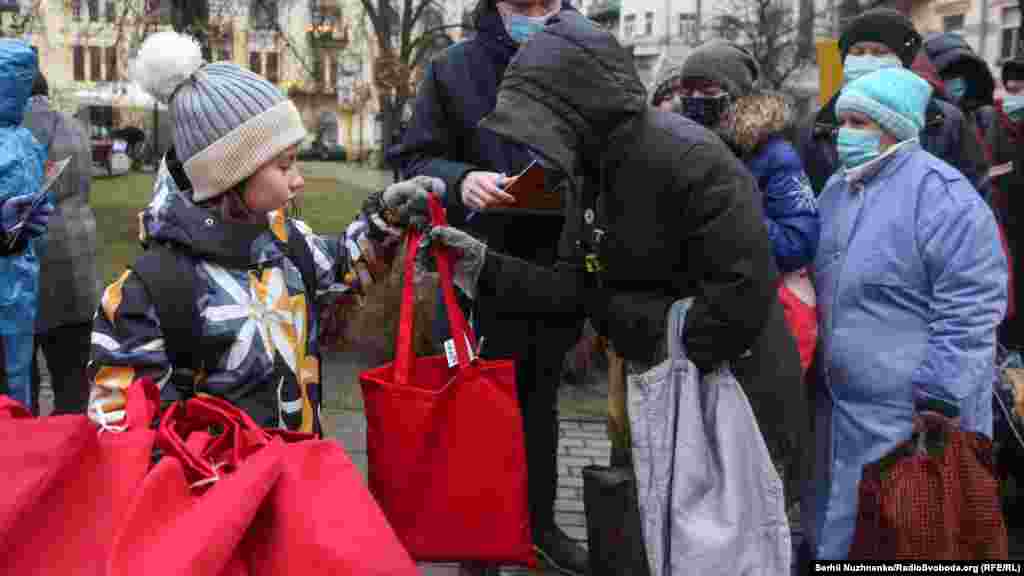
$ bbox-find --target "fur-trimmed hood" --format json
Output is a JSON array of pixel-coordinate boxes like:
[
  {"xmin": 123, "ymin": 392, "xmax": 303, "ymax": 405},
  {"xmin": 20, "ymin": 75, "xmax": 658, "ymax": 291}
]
[{"xmin": 718, "ymin": 91, "xmax": 793, "ymax": 156}]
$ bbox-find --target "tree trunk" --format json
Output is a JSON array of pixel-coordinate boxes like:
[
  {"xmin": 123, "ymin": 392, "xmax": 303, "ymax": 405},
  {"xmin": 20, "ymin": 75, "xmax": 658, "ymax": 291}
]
[
  {"xmin": 378, "ymin": 94, "xmax": 396, "ymax": 170},
  {"xmin": 172, "ymin": 0, "xmax": 211, "ymax": 59}
]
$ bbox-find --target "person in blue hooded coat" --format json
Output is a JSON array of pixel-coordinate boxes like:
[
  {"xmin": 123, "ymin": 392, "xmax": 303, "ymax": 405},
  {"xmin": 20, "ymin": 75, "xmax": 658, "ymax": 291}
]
[
  {"xmin": 0, "ymin": 39, "xmax": 55, "ymax": 410},
  {"xmin": 796, "ymin": 9, "xmax": 988, "ymax": 200},
  {"xmin": 805, "ymin": 67, "xmax": 1006, "ymax": 560},
  {"xmin": 396, "ymin": 0, "xmax": 589, "ymax": 571},
  {"xmin": 924, "ymin": 32, "xmax": 997, "ymax": 139}
]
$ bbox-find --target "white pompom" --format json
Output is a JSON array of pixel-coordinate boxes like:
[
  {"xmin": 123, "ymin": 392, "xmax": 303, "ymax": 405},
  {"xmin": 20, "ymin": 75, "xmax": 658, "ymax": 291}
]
[{"xmin": 131, "ymin": 31, "xmax": 204, "ymax": 104}]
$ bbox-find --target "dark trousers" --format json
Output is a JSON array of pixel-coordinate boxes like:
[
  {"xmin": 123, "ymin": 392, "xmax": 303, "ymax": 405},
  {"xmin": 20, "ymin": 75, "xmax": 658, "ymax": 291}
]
[{"xmin": 31, "ymin": 322, "xmax": 92, "ymax": 416}]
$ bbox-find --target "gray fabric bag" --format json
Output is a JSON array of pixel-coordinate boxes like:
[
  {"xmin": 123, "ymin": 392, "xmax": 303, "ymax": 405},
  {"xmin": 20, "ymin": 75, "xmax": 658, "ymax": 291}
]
[{"xmin": 628, "ymin": 299, "xmax": 791, "ymax": 576}]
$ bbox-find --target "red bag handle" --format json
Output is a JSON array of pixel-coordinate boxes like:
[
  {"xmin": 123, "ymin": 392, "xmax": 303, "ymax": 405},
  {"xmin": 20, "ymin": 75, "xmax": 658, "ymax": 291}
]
[
  {"xmin": 394, "ymin": 194, "xmax": 477, "ymax": 388},
  {"xmin": 157, "ymin": 394, "xmax": 272, "ymax": 486}
]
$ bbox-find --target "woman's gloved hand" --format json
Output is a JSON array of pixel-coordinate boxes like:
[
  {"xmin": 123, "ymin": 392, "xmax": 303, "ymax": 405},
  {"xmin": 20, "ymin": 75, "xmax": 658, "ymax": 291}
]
[
  {"xmin": 2, "ymin": 193, "xmax": 54, "ymax": 240},
  {"xmin": 381, "ymin": 176, "xmax": 446, "ymax": 231},
  {"xmin": 414, "ymin": 225, "xmax": 487, "ymax": 299}
]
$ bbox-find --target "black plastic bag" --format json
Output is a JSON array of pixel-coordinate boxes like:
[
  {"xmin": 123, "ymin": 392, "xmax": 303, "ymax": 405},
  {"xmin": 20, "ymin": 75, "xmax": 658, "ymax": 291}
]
[{"xmin": 582, "ymin": 465, "xmax": 650, "ymax": 576}]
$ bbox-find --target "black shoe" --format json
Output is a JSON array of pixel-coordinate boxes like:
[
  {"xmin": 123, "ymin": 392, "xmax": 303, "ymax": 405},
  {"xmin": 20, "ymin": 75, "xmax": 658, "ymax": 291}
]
[{"xmin": 534, "ymin": 524, "xmax": 589, "ymax": 576}]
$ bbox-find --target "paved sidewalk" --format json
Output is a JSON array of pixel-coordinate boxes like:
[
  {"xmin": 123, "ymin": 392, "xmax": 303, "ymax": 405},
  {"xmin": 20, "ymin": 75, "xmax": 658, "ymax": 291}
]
[{"xmin": 322, "ymin": 409, "xmax": 610, "ymax": 575}]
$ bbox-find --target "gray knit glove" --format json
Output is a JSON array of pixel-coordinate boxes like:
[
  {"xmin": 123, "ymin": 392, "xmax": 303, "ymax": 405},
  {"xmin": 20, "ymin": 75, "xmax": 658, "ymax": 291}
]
[
  {"xmin": 381, "ymin": 176, "xmax": 446, "ymax": 232},
  {"xmin": 415, "ymin": 225, "xmax": 487, "ymax": 300}
]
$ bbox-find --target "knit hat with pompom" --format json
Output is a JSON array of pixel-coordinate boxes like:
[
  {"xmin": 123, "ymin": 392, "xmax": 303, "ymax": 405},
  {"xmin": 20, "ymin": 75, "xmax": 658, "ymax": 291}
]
[{"xmin": 132, "ymin": 32, "xmax": 307, "ymax": 202}]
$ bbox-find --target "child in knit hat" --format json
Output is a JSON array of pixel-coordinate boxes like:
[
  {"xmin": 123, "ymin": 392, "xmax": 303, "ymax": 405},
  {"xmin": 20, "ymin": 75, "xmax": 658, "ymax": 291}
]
[
  {"xmin": 806, "ymin": 66, "xmax": 1007, "ymax": 559},
  {"xmin": 87, "ymin": 32, "xmax": 441, "ymax": 435}
]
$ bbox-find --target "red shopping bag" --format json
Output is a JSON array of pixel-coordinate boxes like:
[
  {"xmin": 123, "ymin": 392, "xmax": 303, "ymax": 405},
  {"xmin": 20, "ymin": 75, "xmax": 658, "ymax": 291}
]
[
  {"xmin": 112, "ymin": 393, "xmax": 417, "ymax": 576},
  {"xmin": 244, "ymin": 435, "xmax": 419, "ymax": 575},
  {"xmin": 360, "ymin": 196, "xmax": 535, "ymax": 565},
  {"xmin": 849, "ymin": 413, "xmax": 1009, "ymax": 560},
  {"xmin": 778, "ymin": 268, "xmax": 817, "ymax": 377},
  {"xmin": 109, "ymin": 395, "xmax": 286, "ymax": 576},
  {"xmin": 0, "ymin": 378, "xmax": 160, "ymax": 576}
]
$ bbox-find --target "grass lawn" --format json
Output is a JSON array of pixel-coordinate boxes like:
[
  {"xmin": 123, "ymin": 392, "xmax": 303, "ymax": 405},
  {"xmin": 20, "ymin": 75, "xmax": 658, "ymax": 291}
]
[{"xmin": 90, "ymin": 171, "xmax": 375, "ymax": 285}]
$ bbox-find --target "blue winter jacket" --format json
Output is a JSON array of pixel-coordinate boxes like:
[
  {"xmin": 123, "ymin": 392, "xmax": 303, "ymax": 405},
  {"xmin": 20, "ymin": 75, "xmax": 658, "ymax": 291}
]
[
  {"xmin": 804, "ymin": 142, "xmax": 1006, "ymax": 560},
  {"xmin": 721, "ymin": 91, "xmax": 819, "ymax": 273},
  {"xmin": 747, "ymin": 137, "xmax": 819, "ymax": 273},
  {"xmin": 0, "ymin": 39, "xmax": 45, "ymax": 408}
]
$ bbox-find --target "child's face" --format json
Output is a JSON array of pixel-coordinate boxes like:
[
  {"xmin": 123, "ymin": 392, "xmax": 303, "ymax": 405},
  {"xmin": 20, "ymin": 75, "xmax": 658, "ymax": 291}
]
[{"xmin": 244, "ymin": 145, "xmax": 304, "ymax": 214}]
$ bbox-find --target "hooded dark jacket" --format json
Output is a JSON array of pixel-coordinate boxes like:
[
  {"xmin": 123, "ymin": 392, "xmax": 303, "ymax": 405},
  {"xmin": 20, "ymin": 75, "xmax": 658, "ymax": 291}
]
[
  {"xmin": 796, "ymin": 53, "xmax": 989, "ymax": 199},
  {"xmin": 924, "ymin": 32, "xmax": 997, "ymax": 136},
  {"xmin": 476, "ymin": 11, "xmax": 808, "ymax": 503},
  {"xmin": 398, "ymin": 2, "xmax": 574, "ymax": 258}
]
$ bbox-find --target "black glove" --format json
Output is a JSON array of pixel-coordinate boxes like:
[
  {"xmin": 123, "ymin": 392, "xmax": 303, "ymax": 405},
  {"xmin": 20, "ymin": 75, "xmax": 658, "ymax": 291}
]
[{"xmin": 590, "ymin": 291, "xmax": 673, "ymax": 365}]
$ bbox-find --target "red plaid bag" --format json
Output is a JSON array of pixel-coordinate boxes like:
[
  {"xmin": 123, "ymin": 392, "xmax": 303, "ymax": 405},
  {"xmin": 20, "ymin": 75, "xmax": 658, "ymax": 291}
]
[{"xmin": 849, "ymin": 413, "xmax": 1009, "ymax": 560}]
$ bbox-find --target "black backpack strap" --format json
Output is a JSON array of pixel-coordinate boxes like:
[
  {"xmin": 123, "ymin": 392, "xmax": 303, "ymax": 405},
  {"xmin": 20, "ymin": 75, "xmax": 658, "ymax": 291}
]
[
  {"xmin": 130, "ymin": 243, "xmax": 201, "ymax": 400},
  {"xmin": 286, "ymin": 226, "xmax": 319, "ymax": 310}
]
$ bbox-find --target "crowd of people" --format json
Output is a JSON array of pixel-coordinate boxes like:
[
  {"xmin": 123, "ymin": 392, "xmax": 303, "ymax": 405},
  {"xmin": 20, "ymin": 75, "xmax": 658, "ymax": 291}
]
[{"xmin": 0, "ymin": 1, "xmax": 1021, "ymax": 573}]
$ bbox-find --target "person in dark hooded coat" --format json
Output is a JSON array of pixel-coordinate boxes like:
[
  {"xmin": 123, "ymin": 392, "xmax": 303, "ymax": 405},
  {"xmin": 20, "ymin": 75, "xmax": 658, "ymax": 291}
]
[
  {"xmin": 796, "ymin": 9, "xmax": 987, "ymax": 198},
  {"xmin": 396, "ymin": 0, "xmax": 590, "ymax": 571},
  {"xmin": 924, "ymin": 32, "xmax": 997, "ymax": 137},
  {"xmin": 386, "ymin": 10, "xmax": 809, "ymax": 515}
]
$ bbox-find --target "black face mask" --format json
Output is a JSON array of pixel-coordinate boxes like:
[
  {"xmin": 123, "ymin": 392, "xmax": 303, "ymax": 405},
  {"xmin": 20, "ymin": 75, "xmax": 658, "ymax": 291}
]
[{"xmin": 677, "ymin": 94, "xmax": 731, "ymax": 127}]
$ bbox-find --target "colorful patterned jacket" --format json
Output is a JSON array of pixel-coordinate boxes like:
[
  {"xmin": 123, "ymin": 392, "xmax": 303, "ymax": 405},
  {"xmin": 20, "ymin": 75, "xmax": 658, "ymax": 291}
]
[{"xmin": 88, "ymin": 160, "xmax": 376, "ymax": 435}]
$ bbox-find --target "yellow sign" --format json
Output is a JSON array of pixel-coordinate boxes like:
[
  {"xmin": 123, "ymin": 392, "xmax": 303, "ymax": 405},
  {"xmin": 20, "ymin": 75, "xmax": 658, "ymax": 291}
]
[{"xmin": 816, "ymin": 38, "xmax": 843, "ymax": 106}]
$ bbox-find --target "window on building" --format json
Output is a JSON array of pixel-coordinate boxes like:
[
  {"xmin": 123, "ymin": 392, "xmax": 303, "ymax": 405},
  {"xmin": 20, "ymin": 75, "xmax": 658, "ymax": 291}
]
[
  {"xmin": 678, "ymin": 13, "xmax": 698, "ymax": 44},
  {"xmin": 87, "ymin": 0, "xmax": 98, "ymax": 21},
  {"xmin": 106, "ymin": 1, "xmax": 116, "ymax": 22},
  {"xmin": 265, "ymin": 52, "xmax": 279, "ymax": 83},
  {"xmin": 943, "ymin": 13, "xmax": 965, "ymax": 34},
  {"xmin": 89, "ymin": 46, "xmax": 102, "ymax": 81},
  {"xmin": 71, "ymin": 0, "xmax": 82, "ymax": 21},
  {"xmin": 105, "ymin": 46, "xmax": 118, "ymax": 81},
  {"xmin": 250, "ymin": 52, "xmax": 262, "ymax": 75},
  {"xmin": 1003, "ymin": 6, "xmax": 1021, "ymax": 60},
  {"xmin": 623, "ymin": 13, "xmax": 635, "ymax": 39},
  {"xmin": 251, "ymin": 0, "xmax": 278, "ymax": 30},
  {"xmin": 73, "ymin": 45, "xmax": 85, "ymax": 81},
  {"xmin": 644, "ymin": 11, "xmax": 654, "ymax": 35}
]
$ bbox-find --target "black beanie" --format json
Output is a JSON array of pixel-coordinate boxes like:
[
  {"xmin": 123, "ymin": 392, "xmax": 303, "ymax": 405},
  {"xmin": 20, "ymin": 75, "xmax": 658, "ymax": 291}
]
[
  {"xmin": 839, "ymin": 9, "xmax": 922, "ymax": 68},
  {"xmin": 1004, "ymin": 58, "xmax": 1024, "ymax": 85},
  {"xmin": 31, "ymin": 70, "xmax": 47, "ymax": 97}
]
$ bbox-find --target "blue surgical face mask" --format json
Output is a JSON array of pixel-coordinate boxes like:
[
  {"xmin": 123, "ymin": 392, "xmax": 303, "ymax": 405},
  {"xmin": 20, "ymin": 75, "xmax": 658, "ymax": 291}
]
[
  {"xmin": 506, "ymin": 13, "xmax": 549, "ymax": 43},
  {"xmin": 1005, "ymin": 94, "xmax": 1024, "ymax": 122},
  {"xmin": 836, "ymin": 127, "xmax": 882, "ymax": 170},
  {"xmin": 945, "ymin": 77, "xmax": 966, "ymax": 101},
  {"xmin": 843, "ymin": 54, "xmax": 902, "ymax": 84}
]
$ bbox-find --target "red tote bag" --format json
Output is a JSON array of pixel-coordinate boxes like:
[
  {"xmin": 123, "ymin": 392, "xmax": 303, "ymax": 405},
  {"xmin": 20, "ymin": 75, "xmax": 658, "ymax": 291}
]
[
  {"xmin": 0, "ymin": 378, "xmax": 160, "ymax": 576},
  {"xmin": 360, "ymin": 196, "xmax": 535, "ymax": 566},
  {"xmin": 109, "ymin": 395, "xmax": 286, "ymax": 576}
]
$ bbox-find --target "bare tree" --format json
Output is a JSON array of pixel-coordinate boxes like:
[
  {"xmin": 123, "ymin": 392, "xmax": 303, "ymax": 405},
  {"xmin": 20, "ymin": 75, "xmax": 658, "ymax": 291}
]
[
  {"xmin": 708, "ymin": 0, "xmax": 829, "ymax": 91},
  {"xmin": 359, "ymin": 0, "xmax": 465, "ymax": 167}
]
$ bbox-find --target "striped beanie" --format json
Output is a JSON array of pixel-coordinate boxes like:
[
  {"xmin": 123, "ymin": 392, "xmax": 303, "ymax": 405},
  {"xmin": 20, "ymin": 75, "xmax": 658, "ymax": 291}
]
[
  {"xmin": 133, "ymin": 32, "xmax": 307, "ymax": 202},
  {"xmin": 836, "ymin": 67, "xmax": 932, "ymax": 141}
]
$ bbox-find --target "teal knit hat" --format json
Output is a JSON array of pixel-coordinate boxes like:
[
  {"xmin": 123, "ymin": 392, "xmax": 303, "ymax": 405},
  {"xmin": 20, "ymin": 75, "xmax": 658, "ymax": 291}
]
[{"xmin": 836, "ymin": 68, "xmax": 932, "ymax": 141}]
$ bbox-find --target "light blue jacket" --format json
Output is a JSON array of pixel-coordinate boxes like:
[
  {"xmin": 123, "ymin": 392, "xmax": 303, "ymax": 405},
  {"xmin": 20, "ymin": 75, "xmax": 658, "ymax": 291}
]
[{"xmin": 805, "ymin": 142, "xmax": 1007, "ymax": 560}]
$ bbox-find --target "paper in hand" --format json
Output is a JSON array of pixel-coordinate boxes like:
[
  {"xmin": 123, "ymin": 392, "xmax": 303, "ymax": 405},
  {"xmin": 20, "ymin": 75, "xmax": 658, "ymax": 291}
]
[{"xmin": 6, "ymin": 156, "xmax": 71, "ymax": 248}]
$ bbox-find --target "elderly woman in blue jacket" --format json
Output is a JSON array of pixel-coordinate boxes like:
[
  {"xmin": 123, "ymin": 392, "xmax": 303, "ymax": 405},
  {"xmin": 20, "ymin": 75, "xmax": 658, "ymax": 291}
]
[{"xmin": 806, "ymin": 67, "xmax": 1007, "ymax": 560}]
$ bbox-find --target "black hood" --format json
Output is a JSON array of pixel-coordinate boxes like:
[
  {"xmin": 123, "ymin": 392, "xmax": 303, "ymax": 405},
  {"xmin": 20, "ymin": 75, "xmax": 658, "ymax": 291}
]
[
  {"xmin": 478, "ymin": 10, "xmax": 646, "ymax": 175},
  {"xmin": 924, "ymin": 32, "xmax": 995, "ymax": 107}
]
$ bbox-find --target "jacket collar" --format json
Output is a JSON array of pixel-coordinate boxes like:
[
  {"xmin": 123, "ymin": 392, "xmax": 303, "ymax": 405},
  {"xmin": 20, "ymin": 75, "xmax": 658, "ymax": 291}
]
[{"xmin": 844, "ymin": 140, "xmax": 919, "ymax": 187}]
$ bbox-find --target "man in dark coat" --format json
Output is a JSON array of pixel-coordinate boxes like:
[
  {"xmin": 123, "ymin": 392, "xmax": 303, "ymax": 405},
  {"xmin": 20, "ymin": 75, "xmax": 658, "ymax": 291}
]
[
  {"xmin": 389, "ymin": 8, "xmax": 808, "ymax": 525},
  {"xmin": 397, "ymin": 0, "xmax": 588, "ymax": 572},
  {"xmin": 796, "ymin": 9, "xmax": 987, "ymax": 197}
]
